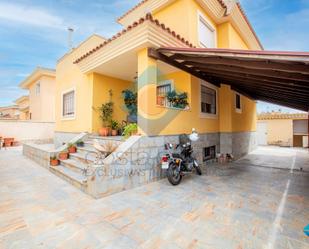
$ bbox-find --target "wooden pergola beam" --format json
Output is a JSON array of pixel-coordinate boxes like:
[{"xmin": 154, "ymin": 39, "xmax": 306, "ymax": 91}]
[
  {"xmin": 171, "ymin": 54, "xmax": 309, "ymax": 74},
  {"xmin": 188, "ymin": 63, "xmax": 309, "ymax": 82},
  {"xmin": 148, "ymin": 48, "xmax": 220, "ymax": 87},
  {"xmin": 201, "ymin": 70, "xmax": 309, "ymax": 91}
]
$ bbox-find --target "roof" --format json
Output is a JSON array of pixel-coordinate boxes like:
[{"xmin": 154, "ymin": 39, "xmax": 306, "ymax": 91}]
[
  {"xmin": 258, "ymin": 113, "xmax": 308, "ymax": 120},
  {"xmin": 0, "ymin": 105, "xmax": 19, "ymax": 111},
  {"xmin": 148, "ymin": 47, "xmax": 309, "ymax": 112},
  {"xmin": 58, "ymin": 34, "xmax": 106, "ymax": 63},
  {"xmin": 14, "ymin": 95, "xmax": 29, "ymax": 104},
  {"xmin": 117, "ymin": 0, "xmax": 226, "ymax": 22},
  {"xmin": 117, "ymin": 0, "xmax": 262, "ymax": 49},
  {"xmin": 19, "ymin": 67, "xmax": 56, "ymax": 89},
  {"xmin": 73, "ymin": 13, "xmax": 194, "ymax": 64}
]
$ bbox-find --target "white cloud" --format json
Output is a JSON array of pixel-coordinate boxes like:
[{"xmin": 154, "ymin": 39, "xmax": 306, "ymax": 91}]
[{"xmin": 0, "ymin": 2, "xmax": 64, "ymax": 29}]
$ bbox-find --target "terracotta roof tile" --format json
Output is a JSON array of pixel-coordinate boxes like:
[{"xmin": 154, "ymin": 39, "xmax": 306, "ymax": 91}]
[
  {"xmin": 236, "ymin": 2, "xmax": 263, "ymax": 50},
  {"xmin": 74, "ymin": 13, "xmax": 194, "ymax": 64},
  {"xmin": 118, "ymin": 0, "xmax": 227, "ymax": 22}
]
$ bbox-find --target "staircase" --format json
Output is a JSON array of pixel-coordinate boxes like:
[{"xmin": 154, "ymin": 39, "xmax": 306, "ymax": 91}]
[{"xmin": 49, "ymin": 135, "xmax": 123, "ymax": 192}]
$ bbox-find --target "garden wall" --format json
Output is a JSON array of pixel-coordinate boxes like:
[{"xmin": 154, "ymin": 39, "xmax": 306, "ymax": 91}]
[{"xmin": 0, "ymin": 120, "xmax": 55, "ymax": 142}]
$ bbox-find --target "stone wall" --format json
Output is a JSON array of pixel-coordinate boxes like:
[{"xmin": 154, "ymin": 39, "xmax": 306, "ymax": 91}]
[
  {"xmin": 54, "ymin": 132, "xmax": 81, "ymax": 148},
  {"xmin": 0, "ymin": 120, "xmax": 55, "ymax": 142},
  {"xmin": 220, "ymin": 131, "xmax": 257, "ymax": 159},
  {"xmin": 85, "ymin": 133, "xmax": 220, "ymax": 198},
  {"xmin": 23, "ymin": 143, "xmax": 55, "ymax": 169}
]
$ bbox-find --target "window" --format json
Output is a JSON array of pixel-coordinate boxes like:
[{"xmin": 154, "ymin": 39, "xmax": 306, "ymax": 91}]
[
  {"xmin": 235, "ymin": 93, "xmax": 242, "ymax": 113},
  {"xmin": 198, "ymin": 14, "xmax": 215, "ymax": 48},
  {"xmin": 156, "ymin": 80, "xmax": 173, "ymax": 107},
  {"xmin": 35, "ymin": 82, "xmax": 40, "ymax": 96},
  {"xmin": 201, "ymin": 84, "xmax": 216, "ymax": 115},
  {"xmin": 203, "ymin": 146, "xmax": 216, "ymax": 161},
  {"xmin": 62, "ymin": 90, "xmax": 75, "ymax": 117}
]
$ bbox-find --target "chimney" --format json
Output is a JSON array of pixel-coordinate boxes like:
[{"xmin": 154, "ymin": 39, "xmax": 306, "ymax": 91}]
[{"xmin": 67, "ymin": 27, "xmax": 74, "ymax": 50}]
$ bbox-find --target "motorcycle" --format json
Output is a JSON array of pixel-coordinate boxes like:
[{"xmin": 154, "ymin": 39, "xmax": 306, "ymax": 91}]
[{"xmin": 161, "ymin": 129, "xmax": 202, "ymax": 185}]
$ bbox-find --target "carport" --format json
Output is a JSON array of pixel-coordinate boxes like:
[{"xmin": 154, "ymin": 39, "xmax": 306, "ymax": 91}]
[{"xmin": 148, "ymin": 47, "xmax": 309, "ymax": 118}]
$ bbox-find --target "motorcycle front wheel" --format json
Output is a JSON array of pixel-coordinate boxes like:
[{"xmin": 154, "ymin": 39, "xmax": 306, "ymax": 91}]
[
  {"xmin": 195, "ymin": 165, "xmax": 202, "ymax": 175},
  {"xmin": 167, "ymin": 163, "xmax": 182, "ymax": 185}
]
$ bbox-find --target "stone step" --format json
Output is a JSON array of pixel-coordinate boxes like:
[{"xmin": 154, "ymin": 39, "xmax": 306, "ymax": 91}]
[
  {"xmin": 60, "ymin": 158, "xmax": 87, "ymax": 173},
  {"xmin": 88, "ymin": 135, "xmax": 124, "ymax": 142},
  {"xmin": 77, "ymin": 145, "xmax": 97, "ymax": 154},
  {"xmin": 69, "ymin": 152, "xmax": 95, "ymax": 163},
  {"xmin": 49, "ymin": 165, "xmax": 87, "ymax": 191}
]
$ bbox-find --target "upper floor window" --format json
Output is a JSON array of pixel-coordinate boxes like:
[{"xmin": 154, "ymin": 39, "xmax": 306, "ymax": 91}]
[
  {"xmin": 201, "ymin": 83, "xmax": 217, "ymax": 115},
  {"xmin": 156, "ymin": 80, "xmax": 174, "ymax": 107},
  {"xmin": 62, "ymin": 90, "xmax": 75, "ymax": 118},
  {"xmin": 35, "ymin": 82, "xmax": 40, "ymax": 96},
  {"xmin": 198, "ymin": 13, "xmax": 215, "ymax": 48},
  {"xmin": 235, "ymin": 93, "xmax": 242, "ymax": 113}
]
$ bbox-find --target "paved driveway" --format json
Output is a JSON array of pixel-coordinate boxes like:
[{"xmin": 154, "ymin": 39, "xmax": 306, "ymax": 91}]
[{"xmin": 0, "ymin": 147, "xmax": 308, "ymax": 249}]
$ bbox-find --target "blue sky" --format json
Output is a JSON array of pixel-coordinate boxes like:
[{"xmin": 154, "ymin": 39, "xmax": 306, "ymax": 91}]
[{"xmin": 0, "ymin": 0, "xmax": 308, "ymax": 113}]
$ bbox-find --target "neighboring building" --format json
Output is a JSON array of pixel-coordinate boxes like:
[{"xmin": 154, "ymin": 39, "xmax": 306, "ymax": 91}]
[
  {"xmin": 0, "ymin": 105, "xmax": 19, "ymax": 119},
  {"xmin": 14, "ymin": 95, "xmax": 30, "ymax": 120},
  {"xmin": 257, "ymin": 113, "xmax": 309, "ymax": 148},
  {"xmin": 19, "ymin": 67, "xmax": 56, "ymax": 121},
  {"xmin": 54, "ymin": 0, "xmax": 262, "ymax": 158}
]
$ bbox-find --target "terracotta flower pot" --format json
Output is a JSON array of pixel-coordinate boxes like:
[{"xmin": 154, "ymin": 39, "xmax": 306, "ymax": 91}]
[
  {"xmin": 3, "ymin": 138, "xmax": 14, "ymax": 147},
  {"xmin": 68, "ymin": 146, "xmax": 77, "ymax": 153},
  {"xmin": 58, "ymin": 152, "xmax": 69, "ymax": 160},
  {"xmin": 111, "ymin": 130, "xmax": 118, "ymax": 136},
  {"xmin": 50, "ymin": 159, "xmax": 59, "ymax": 166},
  {"xmin": 99, "ymin": 127, "xmax": 109, "ymax": 136}
]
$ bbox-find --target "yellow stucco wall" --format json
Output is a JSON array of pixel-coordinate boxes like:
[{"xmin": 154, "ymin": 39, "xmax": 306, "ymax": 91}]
[
  {"xmin": 217, "ymin": 22, "xmax": 249, "ymax": 49},
  {"xmin": 153, "ymin": 0, "xmax": 217, "ymax": 48},
  {"xmin": 28, "ymin": 75, "xmax": 55, "ymax": 121},
  {"xmin": 260, "ymin": 119, "xmax": 293, "ymax": 145},
  {"xmin": 55, "ymin": 35, "xmax": 105, "ymax": 133},
  {"xmin": 137, "ymin": 49, "xmax": 256, "ymax": 135},
  {"xmin": 91, "ymin": 73, "xmax": 132, "ymax": 133}
]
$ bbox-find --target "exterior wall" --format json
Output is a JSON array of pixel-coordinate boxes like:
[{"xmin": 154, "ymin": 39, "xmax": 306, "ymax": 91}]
[
  {"xmin": 28, "ymin": 75, "xmax": 55, "ymax": 121},
  {"xmin": 91, "ymin": 73, "xmax": 133, "ymax": 133},
  {"xmin": 0, "ymin": 107, "xmax": 19, "ymax": 119},
  {"xmin": 153, "ymin": 0, "xmax": 249, "ymax": 49},
  {"xmin": 0, "ymin": 120, "xmax": 55, "ymax": 141},
  {"xmin": 221, "ymin": 131, "xmax": 257, "ymax": 158},
  {"xmin": 55, "ymin": 35, "xmax": 105, "ymax": 133},
  {"xmin": 257, "ymin": 119, "xmax": 293, "ymax": 146},
  {"xmin": 218, "ymin": 22, "xmax": 249, "ymax": 49}
]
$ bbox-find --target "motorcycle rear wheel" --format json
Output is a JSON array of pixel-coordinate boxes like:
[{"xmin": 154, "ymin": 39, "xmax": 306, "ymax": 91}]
[{"xmin": 167, "ymin": 163, "xmax": 182, "ymax": 185}]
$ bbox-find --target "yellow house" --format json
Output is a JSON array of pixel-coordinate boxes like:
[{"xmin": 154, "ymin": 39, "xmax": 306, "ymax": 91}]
[
  {"xmin": 19, "ymin": 67, "xmax": 56, "ymax": 121},
  {"xmin": 54, "ymin": 0, "xmax": 263, "ymax": 158},
  {"xmin": 0, "ymin": 105, "xmax": 20, "ymax": 119},
  {"xmin": 14, "ymin": 95, "xmax": 30, "ymax": 120},
  {"xmin": 258, "ymin": 113, "xmax": 309, "ymax": 148}
]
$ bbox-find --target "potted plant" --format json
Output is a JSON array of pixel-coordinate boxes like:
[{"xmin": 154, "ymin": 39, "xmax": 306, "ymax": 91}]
[
  {"xmin": 111, "ymin": 120, "xmax": 119, "ymax": 136},
  {"xmin": 98, "ymin": 90, "xmax": 114, "ymax": 136},
  {"xmin": 166, "ymin": 90, "xmax": 189, "ymax": 109},
  {"xmin": 67, "ymin": 143, "xmax": 77, "ymax": 153},
  {"xmin": 3, "ymin": 138, "xmax": 14, "ymax": 147},
  {"xmin": 50, "ymin": 156, "xmax": 59, "ymax": 166},
  {"xmin": 122, "ymin": 123, "xmax": 138, "ymax": 138},
  {"xmin": 122, "ymin": 89, "xmax": 137, "ymax": 123},
  {"xmin": 76, "ymin": 139, "xmax": 84, "ymax": 147},
  {"xmin": 101, "ymin": 141, "xmax": 118, "ymax": 157},
  {"xmin": 58, "ymin": 150, "xmax": 69, "ymax": 160}
]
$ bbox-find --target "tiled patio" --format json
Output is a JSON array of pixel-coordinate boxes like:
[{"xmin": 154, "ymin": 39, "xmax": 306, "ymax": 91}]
[{"xmin": 0, "ymin": 146, "xmax": 308, "ymax": 249}]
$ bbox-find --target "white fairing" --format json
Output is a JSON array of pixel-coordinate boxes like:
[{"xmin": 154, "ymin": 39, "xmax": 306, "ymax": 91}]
[{"xmin": 189, "ymin": 132, "xmax": 199, "ymax": 142}]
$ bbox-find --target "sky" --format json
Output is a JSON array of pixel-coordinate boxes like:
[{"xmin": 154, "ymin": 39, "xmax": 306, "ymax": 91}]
[{"xmin": 0, "ymin": 0, "xmax": 308, "ymax": 113}]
